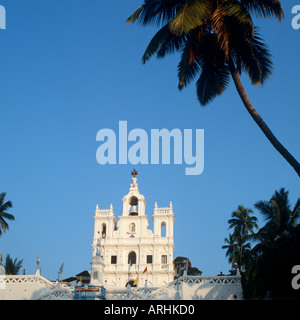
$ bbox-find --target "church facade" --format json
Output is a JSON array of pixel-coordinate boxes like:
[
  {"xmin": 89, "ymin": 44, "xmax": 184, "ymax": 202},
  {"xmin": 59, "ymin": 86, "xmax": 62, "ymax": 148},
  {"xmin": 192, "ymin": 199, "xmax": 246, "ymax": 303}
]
[{"xmin": 90, "ymin": 171, "xmax": 175, "ymax": 289}]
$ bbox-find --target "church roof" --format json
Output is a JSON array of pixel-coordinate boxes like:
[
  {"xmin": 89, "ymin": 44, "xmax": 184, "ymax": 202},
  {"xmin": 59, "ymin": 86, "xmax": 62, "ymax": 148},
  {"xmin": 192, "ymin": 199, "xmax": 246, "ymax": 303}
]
[{"xmin": 76, "ymin": 270, "xmax": 90, "ymax": 278}]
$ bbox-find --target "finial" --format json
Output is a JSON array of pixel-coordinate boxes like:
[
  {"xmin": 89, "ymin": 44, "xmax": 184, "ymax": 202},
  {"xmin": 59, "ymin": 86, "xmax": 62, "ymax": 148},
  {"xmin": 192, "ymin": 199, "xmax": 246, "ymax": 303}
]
[
  {"xmin": 96, "ymin": 204, "xmax": 99, "ymax": 210},
  {"xmin": 154, "ymin": 202, "xmax": 158, "ymax": 208},
  {"xmin": 110, "ymin": 203, "xmax": 113, "ymax": 210},
  {"xmin": 131, "ymin": 169, "xmax": 138, "ymax": 178},
  {"xmin": 170, "ymin": 201, "xmax": 173, "ymax": 208}
]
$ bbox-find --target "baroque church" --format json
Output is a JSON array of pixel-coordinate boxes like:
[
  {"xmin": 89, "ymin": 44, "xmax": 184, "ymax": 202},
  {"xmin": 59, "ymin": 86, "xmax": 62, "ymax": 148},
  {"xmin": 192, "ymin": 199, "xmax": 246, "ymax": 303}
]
[{"xmin": 90, "ymin": 170, "xmax": 175, "ymax": 289}]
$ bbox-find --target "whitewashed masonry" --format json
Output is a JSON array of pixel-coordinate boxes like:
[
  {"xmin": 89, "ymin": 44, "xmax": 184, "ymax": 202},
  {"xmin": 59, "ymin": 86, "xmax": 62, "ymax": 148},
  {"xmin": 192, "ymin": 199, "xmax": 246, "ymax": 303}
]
[{"xmin": 90, "ymin": 173, "xmax": 175, "ymax": 289}]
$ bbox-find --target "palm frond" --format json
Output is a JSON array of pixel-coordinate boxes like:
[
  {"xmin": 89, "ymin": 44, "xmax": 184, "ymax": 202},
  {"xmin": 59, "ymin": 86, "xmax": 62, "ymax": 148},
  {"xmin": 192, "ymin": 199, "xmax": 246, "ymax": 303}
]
[
  {"xmin": 169, "ymin": 0, "xmax": 211, "ymax": 36},
  {"xmin": 240, "ymin": 0, "xmax": 284, "ymax": 21},
  {"xmin": 0, "ymin": 217, "xmax": 9, "ymax": 234},
  {"xmin": 127, "ymin": 0, "xmax": 185, "ymax": 26},
  {"xmin": 291, "ymin": 197, "xmax": 300, "ymax": 226},
  {"xmin": 177, "ymin": 35, "xmax": 200, "ymax": 90},
  {"xmin": 194, "ymin": 33, "xmax": 230, "ymax": 105},
  {"xmin": 142, "ymin": 23, "xmax": 185, "ymax": 63},
  {"xmin": 250, "ymin": 31, "xmax": 273, "ymax": 84},
  {"xmin": 196, "ymin": 63, "xmax": 230, "ymax": 105},
  {"xmin": 254, "ymin": 200, "xmax": 274, "ymax": 220},
  {"xmin": 142, "ymin": 24, "xmax": 171, "ymax": 63}
]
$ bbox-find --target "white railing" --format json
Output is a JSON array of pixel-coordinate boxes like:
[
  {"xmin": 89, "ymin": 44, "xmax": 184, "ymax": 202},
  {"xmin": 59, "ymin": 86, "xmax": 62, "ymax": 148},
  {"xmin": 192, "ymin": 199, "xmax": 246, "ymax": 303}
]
[{"xmin": 154, "ymin": 208, "xmax": 173, "ymax": 215}]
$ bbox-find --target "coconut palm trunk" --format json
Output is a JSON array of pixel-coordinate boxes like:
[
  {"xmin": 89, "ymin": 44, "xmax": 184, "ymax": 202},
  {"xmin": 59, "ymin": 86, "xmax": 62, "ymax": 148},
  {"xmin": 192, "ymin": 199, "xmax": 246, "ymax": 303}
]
[{"xmin": 228, "ymin": 59, "xmax": 300, "ymax": 178}]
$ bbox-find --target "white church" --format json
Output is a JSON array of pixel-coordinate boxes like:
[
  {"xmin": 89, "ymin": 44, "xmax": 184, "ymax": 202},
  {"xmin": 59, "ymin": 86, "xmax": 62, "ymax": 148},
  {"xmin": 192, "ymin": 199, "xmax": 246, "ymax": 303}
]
[
  {"xmin": 90, "ymin": 169, "xmax": 175, "ymax": 289},
  {"xmin": 0, "ymin": 170, "xmax": 243, "ymax": 300}
]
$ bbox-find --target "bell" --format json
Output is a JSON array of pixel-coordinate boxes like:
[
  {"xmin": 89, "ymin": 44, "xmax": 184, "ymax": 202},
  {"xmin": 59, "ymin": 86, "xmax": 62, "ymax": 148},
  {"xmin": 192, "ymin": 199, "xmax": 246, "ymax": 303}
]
[{"xmin": 130, "ymin": 205, "xmax": 138, "ymax": 215}]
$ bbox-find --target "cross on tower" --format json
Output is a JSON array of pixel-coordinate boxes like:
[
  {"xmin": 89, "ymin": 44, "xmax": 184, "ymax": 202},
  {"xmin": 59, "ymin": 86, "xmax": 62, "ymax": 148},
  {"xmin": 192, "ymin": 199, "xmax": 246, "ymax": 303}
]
[{"xmin": 131, "ymin": 169, "xmax": 138, "ymax": 178}]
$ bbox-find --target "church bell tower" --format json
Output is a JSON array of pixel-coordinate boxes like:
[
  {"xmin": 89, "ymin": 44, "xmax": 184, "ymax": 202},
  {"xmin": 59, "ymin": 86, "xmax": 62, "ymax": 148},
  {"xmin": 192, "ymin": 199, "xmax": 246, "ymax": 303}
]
[{"xmin": 90, "ymin": 170, "xmax": 175, "ymax": 289}]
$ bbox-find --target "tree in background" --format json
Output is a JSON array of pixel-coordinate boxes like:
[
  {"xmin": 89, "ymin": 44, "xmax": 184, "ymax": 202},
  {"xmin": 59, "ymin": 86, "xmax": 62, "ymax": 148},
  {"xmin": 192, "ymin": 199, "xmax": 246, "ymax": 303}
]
[
  {"xmin": 227, "ymin": 205, "xmax": 258, "ymax": 270},
  {"xmin": 4, "ymin": 254, "xmax": 23, "ymax": 275},
  {"xmin": 224, "ymin": 188, "xmax": 300, "ymax": 299},
  {"xmin": 174, "ymin": 256, "xmax": 202, "ymax": 277},
  {"xmin": 0, "ymin": 192, "xmax": 14, "ymax": 237}
]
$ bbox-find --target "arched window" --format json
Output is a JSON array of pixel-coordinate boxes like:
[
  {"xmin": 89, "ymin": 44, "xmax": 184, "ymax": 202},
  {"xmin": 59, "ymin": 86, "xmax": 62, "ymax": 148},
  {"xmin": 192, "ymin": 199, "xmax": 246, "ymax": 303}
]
[
  {"xmin": 128, "ymin": 251, "xmax": 136, "ymax": 265},
  {"xmin": 129, "ymin": 196, "xmax": 138, "ymax": 216},
  {"xmin": 161, "ymin": 222, "xmax": 166, "ymax": 237}
]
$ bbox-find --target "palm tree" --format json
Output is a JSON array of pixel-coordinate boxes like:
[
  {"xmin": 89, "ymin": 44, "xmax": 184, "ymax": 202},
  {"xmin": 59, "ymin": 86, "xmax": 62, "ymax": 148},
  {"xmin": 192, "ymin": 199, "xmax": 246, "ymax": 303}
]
[
  {"xmin": 243, "ymin": 188, "xmax": 300, "ymax": 299},
  {"xmin": 222, "ymin": 233, "xmax": 239, "ymax": 271},
  {"xmin": 254, "ymin": 187, "xmax": 300, "ymax": 241},
  {"xmin": 4, "ymin": 254, "xmax": 23, "ymax": 275},
  {"xmin": 227, "ymin": 205, "xmax": 258, "ymax": 269},
  {"xmin": 127, "ymin": 0, "xmax": 300, "ymax": 177},
  {"xmin": 0, "ymin": 193, "xmax": 14, "ymax": 237},
  {"xmin": 228, "ymin": 205, "xmax": 258, "ymax": 239}
]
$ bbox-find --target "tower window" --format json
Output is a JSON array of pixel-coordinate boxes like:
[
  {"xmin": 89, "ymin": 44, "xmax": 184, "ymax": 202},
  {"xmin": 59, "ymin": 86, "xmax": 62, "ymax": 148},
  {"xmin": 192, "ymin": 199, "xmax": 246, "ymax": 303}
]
[
  {"xmin": 111, "ymin": 256, "xmax": 117, "ymax": 264},
  {"xmin": 161, "ymin": 255, "xmax": 167, "ymax": 264},
  {"xmin": 147, "ymin": 255, "xmax": 153, "ymax": 264},
  {"xmin": 129, "ymin": 196, "xmax": 138, "ymax": 216},
  {"xmin": 101, "ymin": 223, "xmax": 106, "ymax": 238},
  {"xmin": 161, "ymin": 222, "xmax": 166, "ymax": 237}
]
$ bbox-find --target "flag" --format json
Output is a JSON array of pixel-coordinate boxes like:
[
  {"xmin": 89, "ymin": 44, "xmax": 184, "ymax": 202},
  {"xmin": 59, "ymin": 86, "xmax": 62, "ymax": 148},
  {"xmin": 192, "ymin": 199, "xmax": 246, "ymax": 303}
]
[
  {"xmin": 37, "ymin": 254, "xmax": 40, "ymax": 265},
  {"xmin": 58, "ymin": 262, "xmax": 64, "ymax": 274},
  {"xmin": 133, "ymin": 276, "xmax": 139, "ymax": 286},
  {"xmin": 142, "ymin": 266, "xmax": 147, "ymax": 274}
]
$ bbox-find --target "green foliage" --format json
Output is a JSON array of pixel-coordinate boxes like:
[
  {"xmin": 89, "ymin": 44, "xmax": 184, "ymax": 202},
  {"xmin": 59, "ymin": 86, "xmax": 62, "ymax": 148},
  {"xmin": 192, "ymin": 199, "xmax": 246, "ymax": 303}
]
[
  {"xmin": 223, "ymin": 188, "xmax": 300, "ymax": 299},
  {"xmin": 174, "ymin": 256, "xmax": 202, "ymax": 276},
  {"xmin": 0, "ymin": 192, "xmax": 14, "ymax": 237},
  {"xmin": 4, "ymin": 254, "xmax": 23, "ymax": 275}
]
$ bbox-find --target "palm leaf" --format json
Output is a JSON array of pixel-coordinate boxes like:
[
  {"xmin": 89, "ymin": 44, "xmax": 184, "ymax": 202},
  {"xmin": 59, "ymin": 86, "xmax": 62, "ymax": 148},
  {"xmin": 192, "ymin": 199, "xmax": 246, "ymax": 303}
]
[
  {"xmin": 290, "ymin": 197, "xmax": 300, "ymax": 227},
  {"xmin": 177, "ymin": 35, "xmax": 200, "ymax": 89},
  {"xmin": 169, "ymin": 0, "xmax": 211, "ymax": 36},
  {"xmin": 240, "ymin": 0, "xmax": 284, "ymax": 21},
  {"xmin": 142, "ymin": 23, "xmax": 185, "ymax": 63},
  {"xmin": 196, "ymin": 63, "xmax": 230, "ymax": 105},
  {"xmin": 195, "ymin": 35, "xmax": 230, "ymax": 105},
  {"xmin": 250, "ymin": 31, "xmax": 273, "ymax": 84},
  {"xmin": 127, "ymin": 0, "xmax": 185, "ymax": 26}
]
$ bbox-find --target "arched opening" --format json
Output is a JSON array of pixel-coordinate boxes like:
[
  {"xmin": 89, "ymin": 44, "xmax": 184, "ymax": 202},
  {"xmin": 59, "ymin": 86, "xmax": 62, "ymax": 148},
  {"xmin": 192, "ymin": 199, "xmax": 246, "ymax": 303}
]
[
  {"xmin": 161, "ymin": 222, "xmax": 166, "ymax": 237},
  {"xmin": 101, "ymin": 223, "xmax": 106, "ymax": 238},
  {"xmin": 128, "ymin": 251, "xmax": 136, "ymax": 265},
  {"xmin": 129, "ymin": 196, "xmax": 138, "ymax": 216}
]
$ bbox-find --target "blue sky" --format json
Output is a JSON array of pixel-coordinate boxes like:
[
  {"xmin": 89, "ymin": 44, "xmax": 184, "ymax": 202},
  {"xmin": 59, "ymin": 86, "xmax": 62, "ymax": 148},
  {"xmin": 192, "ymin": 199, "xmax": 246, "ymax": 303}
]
[{"xmin": 0, "ymin": 0, "xmax": 299, "ymax": 281}]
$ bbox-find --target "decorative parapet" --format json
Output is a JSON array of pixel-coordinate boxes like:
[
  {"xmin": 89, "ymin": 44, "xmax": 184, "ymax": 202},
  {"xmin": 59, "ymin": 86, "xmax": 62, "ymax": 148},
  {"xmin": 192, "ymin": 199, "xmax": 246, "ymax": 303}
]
[
  {"xmin": 153, "ymin": 202, "xmax": 174, "ymax": 215},
  {"xmin": 0, "ymin": 273, "xmax": 72, "ymax": 300},
  {"xmin": 95, "ymin": 204, "xmax": 114, "ymax": 217},
  {"xmin": 105, "ymin": 275, "xmax": 243, "ymax": 300}
]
